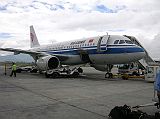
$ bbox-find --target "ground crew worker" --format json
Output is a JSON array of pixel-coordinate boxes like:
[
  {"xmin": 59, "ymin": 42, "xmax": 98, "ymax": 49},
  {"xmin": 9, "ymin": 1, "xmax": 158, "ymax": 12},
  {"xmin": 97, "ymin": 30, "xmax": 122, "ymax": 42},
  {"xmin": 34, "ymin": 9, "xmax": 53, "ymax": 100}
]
[
  {"xmin": 10, "ymin": 62, "xmax": 17, "ymax": 77},
  {"xmin": 155, "ymin": 66, "xmax": 160, "ymax": 104}
]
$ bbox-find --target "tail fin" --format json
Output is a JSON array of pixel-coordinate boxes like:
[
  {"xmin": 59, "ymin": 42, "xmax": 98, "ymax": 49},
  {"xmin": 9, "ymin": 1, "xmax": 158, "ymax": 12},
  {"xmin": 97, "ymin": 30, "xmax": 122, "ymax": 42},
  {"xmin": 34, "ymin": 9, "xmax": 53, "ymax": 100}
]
[{"xmin": 30, "ymin": 25, "xmax": 40, "ymax": 48}]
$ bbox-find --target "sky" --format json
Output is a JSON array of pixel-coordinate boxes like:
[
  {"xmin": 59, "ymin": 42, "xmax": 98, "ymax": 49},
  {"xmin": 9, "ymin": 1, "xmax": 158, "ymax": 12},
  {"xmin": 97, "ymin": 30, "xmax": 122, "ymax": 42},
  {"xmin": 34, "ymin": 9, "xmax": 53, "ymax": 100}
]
[{"xmin": 0, "ymin": 0, "xmax": 160, "ymax": 59}]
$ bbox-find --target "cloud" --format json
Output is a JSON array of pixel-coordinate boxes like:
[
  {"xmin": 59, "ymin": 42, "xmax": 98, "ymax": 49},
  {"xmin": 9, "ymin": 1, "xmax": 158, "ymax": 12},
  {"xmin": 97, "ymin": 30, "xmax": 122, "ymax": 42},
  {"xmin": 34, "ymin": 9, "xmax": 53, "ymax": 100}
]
[
  {"xmin": 147, "ymin": 33, "xmax": 160, "ymax": 59},
  {"xmin": 95, "ymin": 4, "xmax": 126, "ymax": 13},
  {"xmin": 0, "ymin": 33, "xmax": 13, "ymax": 38},
  {"xmin": 0, "ymin": 0, "xmax": 159, "ymax": 59},
  {"xmin": 0, "ymin": 5, "xmax": 7, "ymax": 10}
]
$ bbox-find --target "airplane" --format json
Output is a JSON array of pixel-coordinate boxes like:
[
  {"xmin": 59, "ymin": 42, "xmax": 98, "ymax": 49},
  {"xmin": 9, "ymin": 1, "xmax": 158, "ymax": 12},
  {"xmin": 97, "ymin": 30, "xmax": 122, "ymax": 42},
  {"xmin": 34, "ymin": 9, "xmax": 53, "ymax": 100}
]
[{"xmin": 0, "ymin": 26, "xmax": 146, "ymax": 78}]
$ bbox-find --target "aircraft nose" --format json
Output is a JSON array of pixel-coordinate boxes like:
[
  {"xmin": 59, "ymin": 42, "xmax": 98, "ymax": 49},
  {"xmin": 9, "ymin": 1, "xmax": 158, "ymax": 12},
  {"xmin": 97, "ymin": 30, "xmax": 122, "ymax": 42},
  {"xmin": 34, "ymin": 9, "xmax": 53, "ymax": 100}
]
[
  {"xmin": 126, "ymin": 46, "xmax": 146, "ymax": 62},
  {"xmin": 137, "ymin": 46, "xmax": 146, "ymax": 58}
]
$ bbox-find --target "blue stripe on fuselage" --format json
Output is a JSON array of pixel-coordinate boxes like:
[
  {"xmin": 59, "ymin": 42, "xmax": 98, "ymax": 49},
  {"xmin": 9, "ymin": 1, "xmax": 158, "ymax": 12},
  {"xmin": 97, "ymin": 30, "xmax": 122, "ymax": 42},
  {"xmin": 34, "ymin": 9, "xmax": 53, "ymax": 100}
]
[{"xmin": 42, "ymin": 45, "xmax": 144, "ymax": 55}]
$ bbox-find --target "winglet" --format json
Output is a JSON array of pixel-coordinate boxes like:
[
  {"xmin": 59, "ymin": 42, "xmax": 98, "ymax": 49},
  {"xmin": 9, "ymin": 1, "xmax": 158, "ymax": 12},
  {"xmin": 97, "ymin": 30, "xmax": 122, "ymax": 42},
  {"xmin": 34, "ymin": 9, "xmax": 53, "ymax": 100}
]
[{"xmin": 30, "ymin": 25, "xmax": 40, "ymax": 48}]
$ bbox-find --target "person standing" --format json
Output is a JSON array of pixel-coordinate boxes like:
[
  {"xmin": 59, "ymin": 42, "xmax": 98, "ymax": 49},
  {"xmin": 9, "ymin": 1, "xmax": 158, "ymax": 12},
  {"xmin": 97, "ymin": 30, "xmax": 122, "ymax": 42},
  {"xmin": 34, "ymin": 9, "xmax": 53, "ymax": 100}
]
[
  {"xmin": 10, "ymin": 62, "xmax": 17, "ymax": 77},
  {"xmin": 155, "ymin": 66, "xmax": 160, "ymax": 104}
]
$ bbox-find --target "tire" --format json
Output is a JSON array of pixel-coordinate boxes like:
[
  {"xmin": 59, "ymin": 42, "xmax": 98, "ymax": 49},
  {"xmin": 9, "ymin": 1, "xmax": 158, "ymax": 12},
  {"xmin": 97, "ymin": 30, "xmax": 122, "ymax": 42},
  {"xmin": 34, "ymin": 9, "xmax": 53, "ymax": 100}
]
[
  {"xmin": 52, "ymin": 72, "xmax": 60, "ymax": 78},
  {"xmin": 77, "ymin": 68, "xmax": 83, "ymax": 73},
  {"xmin": 16, "ymin": 69, "xmax": 22, "ymax": 73},
  {"xmin": 72, "ymin": 72, "xmax": 79, "ymax": 78},
  {"xmin": 105, "ymin": 73, "xmax": 110, "ymax": 78},
  {"xmin": 105, "ymin": 73, "xmax": 113, "ymax": 78},
  {"xmin": 109, "ymin": 73, "xmax": 113, "ymax": 78}
]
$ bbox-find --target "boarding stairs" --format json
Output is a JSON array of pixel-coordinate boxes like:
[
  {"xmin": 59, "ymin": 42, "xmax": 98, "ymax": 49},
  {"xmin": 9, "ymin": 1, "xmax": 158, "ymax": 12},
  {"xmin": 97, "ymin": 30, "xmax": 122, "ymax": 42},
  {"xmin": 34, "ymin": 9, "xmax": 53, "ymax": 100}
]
[{"xmin": 124, "ymin": 35, "xmax": 155, "ymax": 69}]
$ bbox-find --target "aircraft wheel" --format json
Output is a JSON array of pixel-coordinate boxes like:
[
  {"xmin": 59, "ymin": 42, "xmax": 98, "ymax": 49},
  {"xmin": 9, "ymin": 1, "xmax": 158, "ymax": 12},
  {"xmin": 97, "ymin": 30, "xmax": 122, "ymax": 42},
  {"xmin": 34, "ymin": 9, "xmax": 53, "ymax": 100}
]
[
  {"xmin": 105, "ymin": 73, "xmax": 113, "ymax": 78},
  {"xmin": 105, "ymin": 73, "xmax": 109, "ymax": 78}
]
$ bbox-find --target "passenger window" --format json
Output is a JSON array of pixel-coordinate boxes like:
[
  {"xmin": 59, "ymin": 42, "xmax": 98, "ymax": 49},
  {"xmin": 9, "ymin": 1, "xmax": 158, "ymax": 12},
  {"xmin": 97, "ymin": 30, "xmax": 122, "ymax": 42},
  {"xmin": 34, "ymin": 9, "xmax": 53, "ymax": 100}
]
[
  {"xmin": 119, "ymin": 40, "xmax": 125, "ymax": 44},
  {"xmin": 125, "ymin": 40, "xmax": 133, "ymax": 44},
  {"xmin": 114, "ymin": 40, "xmax": 119, "ymax": 44}
]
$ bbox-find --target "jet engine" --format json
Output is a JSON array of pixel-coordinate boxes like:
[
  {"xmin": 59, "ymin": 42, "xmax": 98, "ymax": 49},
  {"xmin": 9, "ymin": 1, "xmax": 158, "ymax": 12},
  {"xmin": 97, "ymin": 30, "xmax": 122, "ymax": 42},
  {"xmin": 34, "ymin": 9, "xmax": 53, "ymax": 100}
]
[{"xmin": 36, "ymin": 56, "xmax": 60, "ymax": 70}]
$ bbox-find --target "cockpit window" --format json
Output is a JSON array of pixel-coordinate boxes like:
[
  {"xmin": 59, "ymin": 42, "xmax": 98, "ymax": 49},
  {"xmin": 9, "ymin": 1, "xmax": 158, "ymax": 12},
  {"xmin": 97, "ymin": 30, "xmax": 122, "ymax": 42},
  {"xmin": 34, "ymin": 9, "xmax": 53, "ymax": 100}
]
[
  {"xmin": 125, "ymin": 40, "xmax": 133, "ymax": 44},
  {"xmin": 114, "ymin": 40, "xmax": 119, "ymax": 44},
  {"xmin": 119, "ymin": 40, "xmax": 125, "ymax": 44}
]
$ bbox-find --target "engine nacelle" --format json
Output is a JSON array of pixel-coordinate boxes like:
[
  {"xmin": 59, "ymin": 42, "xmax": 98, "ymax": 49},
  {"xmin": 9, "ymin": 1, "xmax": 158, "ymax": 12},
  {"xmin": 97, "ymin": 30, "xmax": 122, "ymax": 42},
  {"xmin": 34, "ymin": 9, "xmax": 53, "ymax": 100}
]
[
  {"xmin": 91, "ymin": 64, "xmax": 113, "ymax": 72},
  {"xmin": 36, "ymin": 56, "xmax": 60, "ymax": 70}
]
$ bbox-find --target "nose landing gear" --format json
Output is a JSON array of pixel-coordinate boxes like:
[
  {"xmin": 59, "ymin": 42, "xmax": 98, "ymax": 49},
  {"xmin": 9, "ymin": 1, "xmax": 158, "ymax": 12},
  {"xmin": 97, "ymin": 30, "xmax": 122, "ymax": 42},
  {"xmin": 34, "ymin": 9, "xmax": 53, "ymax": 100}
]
[
  {"xmin": 105, "ymin": 72, "xmax": 113, "ymax": 78},
  {"xmin": 105, "ymin": 64, "xmax": 113, "ymax": 78}
]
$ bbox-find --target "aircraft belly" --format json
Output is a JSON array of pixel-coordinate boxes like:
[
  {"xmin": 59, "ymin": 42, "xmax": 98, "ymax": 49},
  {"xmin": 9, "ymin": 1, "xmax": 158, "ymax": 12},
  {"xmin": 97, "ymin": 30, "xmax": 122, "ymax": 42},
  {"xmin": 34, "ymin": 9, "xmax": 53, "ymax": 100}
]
[
  {"xmin": 61, "ymin": 55, "xmax": 84, "ymax": 65},
  {"xmin": 89, "ymin": 52, "xmax": 144, "ymax": 64}
]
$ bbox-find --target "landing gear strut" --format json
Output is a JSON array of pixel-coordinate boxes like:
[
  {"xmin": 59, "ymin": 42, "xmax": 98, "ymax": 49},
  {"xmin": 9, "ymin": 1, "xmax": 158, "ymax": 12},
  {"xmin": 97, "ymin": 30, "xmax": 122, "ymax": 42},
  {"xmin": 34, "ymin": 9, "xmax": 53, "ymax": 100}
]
[{"xmin": 105, "ymin": 64, "xmax": 113, "ymax": 78}]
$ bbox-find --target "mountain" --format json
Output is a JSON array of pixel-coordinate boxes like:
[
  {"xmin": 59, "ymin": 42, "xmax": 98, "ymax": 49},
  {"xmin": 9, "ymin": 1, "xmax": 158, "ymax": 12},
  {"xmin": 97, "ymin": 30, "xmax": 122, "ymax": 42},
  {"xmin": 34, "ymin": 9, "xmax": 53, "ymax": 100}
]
[{"xmin": 0, "ymin": 54, "xmax": 34, "ymax": 63}]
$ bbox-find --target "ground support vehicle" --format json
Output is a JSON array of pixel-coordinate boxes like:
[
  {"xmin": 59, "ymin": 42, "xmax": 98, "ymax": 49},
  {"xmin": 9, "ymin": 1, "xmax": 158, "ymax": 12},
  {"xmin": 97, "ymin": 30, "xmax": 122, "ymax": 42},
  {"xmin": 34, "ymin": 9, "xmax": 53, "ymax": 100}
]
[
  {"xmin": 144, "ymin": 64, "xmax": 159, "ymax": 82},
  {"xmin": 45, "ymin": 67, "xmax": 83, "ymax": 78},
  {"xmin": 117, "ymin": 63, "xmax": 145, "ymax": 80}
]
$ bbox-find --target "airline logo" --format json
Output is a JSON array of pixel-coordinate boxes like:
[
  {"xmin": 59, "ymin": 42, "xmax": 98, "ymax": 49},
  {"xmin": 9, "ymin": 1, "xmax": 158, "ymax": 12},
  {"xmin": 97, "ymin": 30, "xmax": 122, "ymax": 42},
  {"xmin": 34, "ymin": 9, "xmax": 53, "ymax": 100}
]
[
  {"xmin": 30, "ymin": 33, "xmax": 34, "ymax": 42},
  {"xmin": 88, "ymin": 39, "xmax": 94, "ymax": 43},
  {"xmin": 70, "ymin": 40, "xmax": 86, "ymax": 45}
]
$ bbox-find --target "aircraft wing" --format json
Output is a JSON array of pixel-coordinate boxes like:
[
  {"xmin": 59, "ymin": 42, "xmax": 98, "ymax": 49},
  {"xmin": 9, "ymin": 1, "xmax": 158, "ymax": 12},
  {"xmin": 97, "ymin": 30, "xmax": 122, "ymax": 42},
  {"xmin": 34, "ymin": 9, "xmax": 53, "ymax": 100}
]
[
  {"xmin": 0, "ymin": 48, "xmax": 69, "ymax": 61},
  {"xmin": 0, "ymin": 48, "xmax": 41, "ymax": 55}
]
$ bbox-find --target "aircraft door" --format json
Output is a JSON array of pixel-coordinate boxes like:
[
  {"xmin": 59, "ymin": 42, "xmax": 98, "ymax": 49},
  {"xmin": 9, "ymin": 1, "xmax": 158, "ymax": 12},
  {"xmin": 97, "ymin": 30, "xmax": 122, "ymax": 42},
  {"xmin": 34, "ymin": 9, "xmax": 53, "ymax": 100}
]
[{"xmin": 97, "ymin": 35, "xmax": 109, "ymax": 52}]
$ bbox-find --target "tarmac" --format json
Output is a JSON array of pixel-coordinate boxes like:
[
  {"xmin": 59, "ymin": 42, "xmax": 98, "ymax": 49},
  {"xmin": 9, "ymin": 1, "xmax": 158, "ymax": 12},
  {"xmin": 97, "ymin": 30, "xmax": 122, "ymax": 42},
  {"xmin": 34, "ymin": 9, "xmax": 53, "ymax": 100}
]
[{"xmin": 0, "ymin": 66, "xmax": 159, "ymax": 119}]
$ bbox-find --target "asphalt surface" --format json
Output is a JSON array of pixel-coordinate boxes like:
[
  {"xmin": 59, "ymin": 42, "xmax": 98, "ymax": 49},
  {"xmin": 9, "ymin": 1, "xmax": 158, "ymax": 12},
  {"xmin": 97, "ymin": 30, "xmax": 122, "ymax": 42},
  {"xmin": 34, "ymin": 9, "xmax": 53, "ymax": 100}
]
[{"xmin": 0, "ymin": 66, "xmax": 159, "ymax": 119}]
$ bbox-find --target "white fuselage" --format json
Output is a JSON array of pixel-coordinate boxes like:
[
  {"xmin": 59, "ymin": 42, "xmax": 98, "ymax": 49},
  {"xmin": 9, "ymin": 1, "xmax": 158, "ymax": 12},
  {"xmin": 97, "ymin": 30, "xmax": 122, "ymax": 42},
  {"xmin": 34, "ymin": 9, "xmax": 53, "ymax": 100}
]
[{"xmin": 31, "ymin": 35, "xmax": 145, "ymax": 65}]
